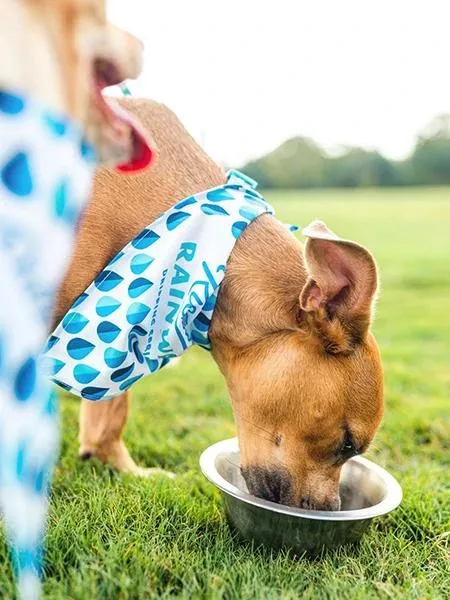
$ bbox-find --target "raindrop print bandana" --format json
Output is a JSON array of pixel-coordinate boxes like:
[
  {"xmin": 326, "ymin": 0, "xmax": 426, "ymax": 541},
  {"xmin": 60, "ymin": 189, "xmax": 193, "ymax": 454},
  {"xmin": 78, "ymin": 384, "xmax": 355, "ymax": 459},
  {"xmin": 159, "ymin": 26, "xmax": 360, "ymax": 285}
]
[
  {"xmin": 45, "ymin": 170, "xmax": 289, "ymax": 401},
  {"xmin": 0, "ymin": 89, "xmax": 96, "ymax": 599}
]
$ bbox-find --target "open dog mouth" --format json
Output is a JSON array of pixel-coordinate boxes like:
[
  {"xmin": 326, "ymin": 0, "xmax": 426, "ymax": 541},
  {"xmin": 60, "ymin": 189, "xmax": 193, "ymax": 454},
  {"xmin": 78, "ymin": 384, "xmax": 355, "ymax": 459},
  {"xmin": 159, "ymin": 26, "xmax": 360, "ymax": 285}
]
[{"xmin": 92, "ymin": 59, "xmax": 155, "ymax": 173}]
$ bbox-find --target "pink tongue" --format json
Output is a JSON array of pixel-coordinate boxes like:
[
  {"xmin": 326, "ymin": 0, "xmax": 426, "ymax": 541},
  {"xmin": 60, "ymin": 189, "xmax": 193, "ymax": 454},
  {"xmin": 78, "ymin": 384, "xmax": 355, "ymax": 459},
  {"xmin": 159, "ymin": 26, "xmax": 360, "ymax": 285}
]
[{"xmin": 107, "ymin": 99, "xmax": 156, "ymax": 173}]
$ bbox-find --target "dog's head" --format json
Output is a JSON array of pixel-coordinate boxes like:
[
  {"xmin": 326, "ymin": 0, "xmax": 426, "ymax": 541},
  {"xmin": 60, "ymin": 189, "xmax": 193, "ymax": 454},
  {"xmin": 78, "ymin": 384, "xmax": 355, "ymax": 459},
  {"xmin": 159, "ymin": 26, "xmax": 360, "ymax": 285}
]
[
  {"xmin": 213, "ymin": 220, "xmax": 383, "ymax": 510},
  {"xmin": 33, "ymin": 0, "xmax": 154, "ymax": 170}
]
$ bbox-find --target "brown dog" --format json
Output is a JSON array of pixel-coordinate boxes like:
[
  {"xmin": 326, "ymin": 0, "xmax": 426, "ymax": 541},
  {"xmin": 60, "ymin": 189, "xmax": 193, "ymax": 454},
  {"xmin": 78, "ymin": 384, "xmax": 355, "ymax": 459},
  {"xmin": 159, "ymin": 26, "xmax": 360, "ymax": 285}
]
[
  {"xmin": 55, "ymin": 98, "xmax": 384, "ymax": 510},
  {"xmin": 0, "ymin": 0, "xmax": 153, "ymax": 168}
]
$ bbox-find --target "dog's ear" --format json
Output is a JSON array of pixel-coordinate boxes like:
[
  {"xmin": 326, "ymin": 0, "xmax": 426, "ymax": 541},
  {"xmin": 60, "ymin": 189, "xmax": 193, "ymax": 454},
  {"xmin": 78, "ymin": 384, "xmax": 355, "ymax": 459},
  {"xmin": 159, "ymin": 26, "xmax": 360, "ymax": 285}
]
[{"xmin": 299, "ymin": 220, "xmax": 378, "ymax": 354}]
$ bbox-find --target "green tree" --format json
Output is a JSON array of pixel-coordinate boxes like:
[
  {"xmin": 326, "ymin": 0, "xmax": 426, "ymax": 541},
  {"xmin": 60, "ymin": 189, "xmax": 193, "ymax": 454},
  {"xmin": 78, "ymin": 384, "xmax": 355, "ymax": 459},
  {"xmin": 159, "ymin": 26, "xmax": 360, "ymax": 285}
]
[
  {"xmin": 240, "ymin": 113, "xmax": 450, "ymax": 189},
  {"xmin": 243, "ymin": 137, "xmax": 327, "ymax": 189},
  {"xmin": 325, "ymin": 148, "xmax": 397, "ymax": 187},
  {"xmin": 409, "ymin": 121, "xmax": 450, "ymax": 184}
]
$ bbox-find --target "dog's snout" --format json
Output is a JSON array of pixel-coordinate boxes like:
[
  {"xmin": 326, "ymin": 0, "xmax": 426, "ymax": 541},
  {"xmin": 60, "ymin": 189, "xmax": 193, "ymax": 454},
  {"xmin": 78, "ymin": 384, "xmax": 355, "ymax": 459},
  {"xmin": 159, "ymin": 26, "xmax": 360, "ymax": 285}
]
[
  {"xmin": 241, "ymin": 466, "xmax": 341, "ymax": 511},
  {"xmin": 299, "ymin": 495, "xmax": 341, "ymax": 511},
  {"xmin": 241, "ymin": 465, "xmax": 293, "ymax": 505},
  {"xmin": 127, "ymin": 32, "xmax": 144, "ymax": 54}
]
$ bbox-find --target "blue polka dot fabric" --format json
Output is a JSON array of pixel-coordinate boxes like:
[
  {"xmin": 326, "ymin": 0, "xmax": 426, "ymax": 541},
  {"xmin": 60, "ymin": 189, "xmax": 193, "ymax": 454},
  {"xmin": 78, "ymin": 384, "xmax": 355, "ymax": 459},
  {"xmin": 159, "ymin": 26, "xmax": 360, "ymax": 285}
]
[
  {"xmin": 45, "ymin": 170, "xmax": 292, "ymax": 401},
  {"xmin": 0, "ymin": 88, "xmax": 96, "ymax": 599}
]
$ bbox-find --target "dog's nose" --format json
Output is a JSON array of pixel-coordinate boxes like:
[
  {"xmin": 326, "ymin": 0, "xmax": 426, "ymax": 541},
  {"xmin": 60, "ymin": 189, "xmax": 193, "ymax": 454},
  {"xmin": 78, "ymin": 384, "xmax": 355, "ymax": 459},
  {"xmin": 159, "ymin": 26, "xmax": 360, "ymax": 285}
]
[
  {"xmin": 241, "ymin": 466, "xmax": 292, "ymax": 505},
  {"xmin": 241, "ymin": 466, "xmax": 341, "ymax": 511}
]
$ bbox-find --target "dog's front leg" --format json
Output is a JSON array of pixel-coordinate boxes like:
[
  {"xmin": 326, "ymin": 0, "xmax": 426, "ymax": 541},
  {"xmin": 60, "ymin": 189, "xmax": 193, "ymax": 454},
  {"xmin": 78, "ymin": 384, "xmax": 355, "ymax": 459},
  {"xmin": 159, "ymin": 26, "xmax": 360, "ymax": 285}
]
[{"xmin": 78, "ymin": 391, "xmax": 173, "ymax": 477}]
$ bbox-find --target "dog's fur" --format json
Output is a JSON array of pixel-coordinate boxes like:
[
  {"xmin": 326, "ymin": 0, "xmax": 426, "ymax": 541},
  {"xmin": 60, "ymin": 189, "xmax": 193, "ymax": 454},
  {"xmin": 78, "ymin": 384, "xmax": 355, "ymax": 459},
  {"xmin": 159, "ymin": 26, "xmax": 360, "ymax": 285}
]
[
  {"xmin": 0, "ymin": 0, "xmax": 147, "ymax": 165},
  {"xmin": 55, "ymin": 98, "xmax": 384, "ymax": 509}
]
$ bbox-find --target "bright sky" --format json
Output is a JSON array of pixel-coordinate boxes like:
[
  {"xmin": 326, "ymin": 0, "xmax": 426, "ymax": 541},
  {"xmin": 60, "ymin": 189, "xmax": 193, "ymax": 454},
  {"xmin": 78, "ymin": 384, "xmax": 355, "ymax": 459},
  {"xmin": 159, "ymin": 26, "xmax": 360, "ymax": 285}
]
[{"xmin": 108, "ymin": 0, "xmax": 450, "ymax": 166}]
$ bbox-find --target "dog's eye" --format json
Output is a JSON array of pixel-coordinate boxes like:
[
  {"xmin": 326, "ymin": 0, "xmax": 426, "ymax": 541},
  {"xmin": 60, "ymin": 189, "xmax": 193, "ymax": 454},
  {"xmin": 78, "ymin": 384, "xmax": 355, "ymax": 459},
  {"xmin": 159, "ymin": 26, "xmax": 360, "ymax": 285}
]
[
  {"xmin": 341, "ymin": 440, "xmax": 355, "ymax": 458},
  {"xmin": 339, "ymin": 432, "xmax": 357, "ymax": 460}
]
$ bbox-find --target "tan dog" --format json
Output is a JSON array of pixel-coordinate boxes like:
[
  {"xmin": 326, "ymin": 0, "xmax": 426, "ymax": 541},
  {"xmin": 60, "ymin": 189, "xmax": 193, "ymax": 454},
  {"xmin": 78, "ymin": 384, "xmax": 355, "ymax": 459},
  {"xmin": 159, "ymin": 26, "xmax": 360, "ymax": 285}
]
[
  {"xmin": 55, "ymin": 98, "xmax": 384, "ymax": 510},
  {"xmin": 0, "ymin": 0, "xmax": 152, "ymax": 168}
]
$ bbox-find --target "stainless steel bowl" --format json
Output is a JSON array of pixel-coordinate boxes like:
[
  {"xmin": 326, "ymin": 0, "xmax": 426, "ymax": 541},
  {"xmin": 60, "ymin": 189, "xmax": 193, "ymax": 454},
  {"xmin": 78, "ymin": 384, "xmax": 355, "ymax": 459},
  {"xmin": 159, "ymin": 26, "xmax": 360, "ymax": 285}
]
[{"xmin": 200, "ymin": 438, "xmax": 402, "ymax": 553}]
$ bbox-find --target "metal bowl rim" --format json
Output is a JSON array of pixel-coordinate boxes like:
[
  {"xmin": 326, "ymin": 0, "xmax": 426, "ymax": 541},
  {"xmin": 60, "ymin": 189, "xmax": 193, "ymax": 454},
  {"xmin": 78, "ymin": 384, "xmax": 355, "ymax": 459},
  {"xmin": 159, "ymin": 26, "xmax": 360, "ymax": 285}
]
[{"xmin": 200, "ymin": 437, "xmax": 402, "ymax": 521}]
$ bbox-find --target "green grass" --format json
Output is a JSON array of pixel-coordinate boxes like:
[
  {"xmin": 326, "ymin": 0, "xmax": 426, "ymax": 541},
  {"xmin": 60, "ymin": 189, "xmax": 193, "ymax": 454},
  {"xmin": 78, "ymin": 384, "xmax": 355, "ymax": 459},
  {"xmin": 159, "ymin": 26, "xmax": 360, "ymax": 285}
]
[{"xmin": 2, "ymin": 187, "xmax": 449, "ymax": 599}]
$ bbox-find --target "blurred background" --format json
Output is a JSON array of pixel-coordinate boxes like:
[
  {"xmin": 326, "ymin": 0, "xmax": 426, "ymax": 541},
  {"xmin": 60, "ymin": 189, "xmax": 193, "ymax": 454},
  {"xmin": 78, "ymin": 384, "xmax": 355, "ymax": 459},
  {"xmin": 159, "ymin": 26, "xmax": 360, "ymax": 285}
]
[{"xmin": 108, "ymin": 0, "xmax": 450, "ymax": 188}]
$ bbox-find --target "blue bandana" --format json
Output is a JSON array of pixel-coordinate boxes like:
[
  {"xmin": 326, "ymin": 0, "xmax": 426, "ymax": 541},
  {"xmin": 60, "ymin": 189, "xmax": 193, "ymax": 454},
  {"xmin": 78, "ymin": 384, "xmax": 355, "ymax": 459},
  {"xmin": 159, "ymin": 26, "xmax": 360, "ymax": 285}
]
[
  {"xmin": 0, "ymin": 89, "xmax": 96, "ymax": 599},
  {"xmin": 44, "ymin": 170, "xmax": 280, "ymax": 401}
]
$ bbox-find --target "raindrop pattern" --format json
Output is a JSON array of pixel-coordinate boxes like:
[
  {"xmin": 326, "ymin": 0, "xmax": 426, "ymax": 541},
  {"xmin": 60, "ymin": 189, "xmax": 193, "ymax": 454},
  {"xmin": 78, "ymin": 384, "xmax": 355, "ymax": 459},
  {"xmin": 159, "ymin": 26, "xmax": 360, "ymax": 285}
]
[
  {"xmin": 45, "ymin": 170, "xmax": 296, "ymax": 403},
  {"xmin": 0, "ymin": 89, "xmax": 96, "ymax": 597}
]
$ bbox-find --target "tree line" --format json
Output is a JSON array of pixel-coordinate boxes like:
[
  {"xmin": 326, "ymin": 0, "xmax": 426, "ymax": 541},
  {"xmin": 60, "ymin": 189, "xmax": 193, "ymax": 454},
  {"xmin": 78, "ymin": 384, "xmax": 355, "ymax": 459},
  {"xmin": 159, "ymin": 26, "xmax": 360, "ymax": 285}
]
[{"xmin": 241, "ymin": 115, "xmax": 450, "ymax": 189}]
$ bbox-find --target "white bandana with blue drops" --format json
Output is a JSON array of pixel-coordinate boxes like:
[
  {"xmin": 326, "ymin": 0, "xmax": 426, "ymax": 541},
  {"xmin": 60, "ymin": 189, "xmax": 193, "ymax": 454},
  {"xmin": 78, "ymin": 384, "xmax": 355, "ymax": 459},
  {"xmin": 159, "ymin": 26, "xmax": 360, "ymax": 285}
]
[
  {"xmin": 45, "ymin": 170, "xmax": 297, "ymax": 400},
  {"xmin": 0, "ymin": 89, "xmax": 96, "ymax": 599}
]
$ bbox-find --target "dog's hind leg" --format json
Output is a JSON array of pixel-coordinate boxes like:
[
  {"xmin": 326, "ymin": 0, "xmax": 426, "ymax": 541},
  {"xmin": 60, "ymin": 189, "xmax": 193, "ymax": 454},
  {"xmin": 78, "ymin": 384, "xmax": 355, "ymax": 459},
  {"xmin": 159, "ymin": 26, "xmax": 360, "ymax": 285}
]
[{"xmin": 79, "ymin": 391, "xmax": 173, "ymax": 477}]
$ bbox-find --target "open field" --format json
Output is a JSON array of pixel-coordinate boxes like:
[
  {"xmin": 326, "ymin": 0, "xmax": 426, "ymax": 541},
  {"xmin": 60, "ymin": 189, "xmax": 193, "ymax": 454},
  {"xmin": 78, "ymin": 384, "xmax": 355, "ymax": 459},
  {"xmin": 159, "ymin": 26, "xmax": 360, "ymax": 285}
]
[{"xmin": 1, "ymin": 187, "xmax": 448, "ymax": 599}]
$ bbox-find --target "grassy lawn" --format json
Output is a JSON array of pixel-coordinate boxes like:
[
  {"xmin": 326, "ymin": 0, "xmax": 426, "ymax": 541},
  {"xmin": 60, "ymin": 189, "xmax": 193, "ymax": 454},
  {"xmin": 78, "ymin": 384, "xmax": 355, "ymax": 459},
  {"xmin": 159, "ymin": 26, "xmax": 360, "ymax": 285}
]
[{"xmin": 1, "ymin": 187, "xmax": 449, "ymax": 598}]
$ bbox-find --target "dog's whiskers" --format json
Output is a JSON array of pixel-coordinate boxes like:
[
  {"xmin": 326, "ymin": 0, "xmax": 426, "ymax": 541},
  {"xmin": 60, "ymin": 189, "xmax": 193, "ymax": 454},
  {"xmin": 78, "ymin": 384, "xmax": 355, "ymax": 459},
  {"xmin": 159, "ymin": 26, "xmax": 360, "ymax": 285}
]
[
  {"xmin": 224, "ymin": 456, "xmax": 241, "ymax": 470},
  {"xmin": 234, "ymin": 412, "xmax": 277, "ymax": 444}
]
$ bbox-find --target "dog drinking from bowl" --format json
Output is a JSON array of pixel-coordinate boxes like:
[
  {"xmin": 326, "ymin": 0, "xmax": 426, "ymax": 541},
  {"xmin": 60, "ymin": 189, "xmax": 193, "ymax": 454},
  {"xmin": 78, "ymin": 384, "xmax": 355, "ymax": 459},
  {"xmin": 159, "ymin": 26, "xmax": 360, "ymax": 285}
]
[{"xmin": 47, "ymin": 97, "xmax": 384, "ymax": 514}]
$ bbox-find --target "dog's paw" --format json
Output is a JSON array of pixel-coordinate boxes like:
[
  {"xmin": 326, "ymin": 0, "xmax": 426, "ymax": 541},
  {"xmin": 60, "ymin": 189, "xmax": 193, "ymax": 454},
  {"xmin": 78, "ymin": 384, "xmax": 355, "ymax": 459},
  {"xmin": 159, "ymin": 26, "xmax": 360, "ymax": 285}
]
[
  {"xmin": 133, "ymin": 467, "xmax": 176, "ymax": 479},
  {"xmin": 79, "ymin": 448, "xmax": 175, "ymax": 478},
  {"xmin": 79, "ymin": 450, "xmax": 94, "ymax": 461}
]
